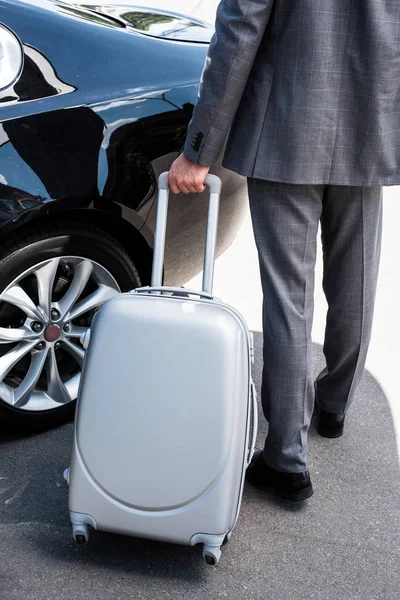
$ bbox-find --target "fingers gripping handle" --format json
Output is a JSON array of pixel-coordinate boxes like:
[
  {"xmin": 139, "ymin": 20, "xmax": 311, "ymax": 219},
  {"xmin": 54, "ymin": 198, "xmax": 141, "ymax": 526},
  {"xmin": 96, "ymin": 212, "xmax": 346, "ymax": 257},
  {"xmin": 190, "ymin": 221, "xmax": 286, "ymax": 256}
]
[
  {"xmin": 151, "ymin": 172, "xmax": 222, "ymax": 295},
  {"xmin": 157, "ymin": 172, "xmax": 222, "ymax": 194}
]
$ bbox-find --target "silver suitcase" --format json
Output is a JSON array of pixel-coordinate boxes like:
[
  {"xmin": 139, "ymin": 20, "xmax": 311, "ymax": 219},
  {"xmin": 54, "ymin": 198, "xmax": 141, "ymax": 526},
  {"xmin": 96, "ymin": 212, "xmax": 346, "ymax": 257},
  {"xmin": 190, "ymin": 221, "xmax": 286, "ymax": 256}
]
[{"xmin": 64, "ymin": 172, "xmax": 257, "ymax": 566}]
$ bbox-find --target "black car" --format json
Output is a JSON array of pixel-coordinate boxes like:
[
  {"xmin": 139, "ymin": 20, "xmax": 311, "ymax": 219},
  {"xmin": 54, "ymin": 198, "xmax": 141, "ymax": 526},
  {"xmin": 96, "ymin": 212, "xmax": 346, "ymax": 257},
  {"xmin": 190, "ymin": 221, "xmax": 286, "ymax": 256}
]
[{"xmin": 0, "ymin": 0, "xmax": 247, "ymax": 433}]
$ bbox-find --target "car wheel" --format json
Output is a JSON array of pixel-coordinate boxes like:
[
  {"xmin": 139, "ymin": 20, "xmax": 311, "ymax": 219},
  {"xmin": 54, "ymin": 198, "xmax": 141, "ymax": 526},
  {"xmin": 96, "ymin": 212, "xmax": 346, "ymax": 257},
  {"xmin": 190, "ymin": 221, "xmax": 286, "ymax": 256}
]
[{"xmin": 0, "ymin": 221, "xmax": 141, "ymax": 434}]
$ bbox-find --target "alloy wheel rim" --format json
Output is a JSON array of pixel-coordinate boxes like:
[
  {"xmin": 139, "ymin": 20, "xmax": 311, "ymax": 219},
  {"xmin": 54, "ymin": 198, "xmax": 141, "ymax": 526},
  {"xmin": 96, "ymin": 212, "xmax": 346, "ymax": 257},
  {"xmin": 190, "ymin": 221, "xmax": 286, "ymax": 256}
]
[{"xmin": 0, "ymin": 256, "xmax": 120, "ymax": 411}]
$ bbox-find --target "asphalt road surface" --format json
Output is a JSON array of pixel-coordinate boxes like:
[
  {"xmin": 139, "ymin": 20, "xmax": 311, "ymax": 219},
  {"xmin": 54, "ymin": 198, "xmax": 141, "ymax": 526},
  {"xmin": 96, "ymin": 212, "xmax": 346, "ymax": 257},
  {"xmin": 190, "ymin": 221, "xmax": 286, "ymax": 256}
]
[{"xmin": 1, "ymin": 333, "xmax": 399, "ymax": 600}]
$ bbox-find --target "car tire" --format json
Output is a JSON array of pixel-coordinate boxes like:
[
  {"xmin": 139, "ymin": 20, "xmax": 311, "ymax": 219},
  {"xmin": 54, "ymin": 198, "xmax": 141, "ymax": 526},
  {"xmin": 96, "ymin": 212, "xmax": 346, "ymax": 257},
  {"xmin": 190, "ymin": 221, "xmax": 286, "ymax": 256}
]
[{"xmin": 0, "ymin": 221, "xmax": 141, "ymax": 434}]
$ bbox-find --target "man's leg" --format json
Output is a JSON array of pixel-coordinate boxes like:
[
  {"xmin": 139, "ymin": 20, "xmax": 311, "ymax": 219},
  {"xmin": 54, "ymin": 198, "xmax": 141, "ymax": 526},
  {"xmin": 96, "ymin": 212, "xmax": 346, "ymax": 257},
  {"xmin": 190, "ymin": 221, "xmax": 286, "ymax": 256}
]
[
  {"xmin": 248, "ymin": 179, "xmax": 323, "ymax": 473},
  {"xmin": 315, "ymin": 186, "xmax": 383, "ymax": 417}
]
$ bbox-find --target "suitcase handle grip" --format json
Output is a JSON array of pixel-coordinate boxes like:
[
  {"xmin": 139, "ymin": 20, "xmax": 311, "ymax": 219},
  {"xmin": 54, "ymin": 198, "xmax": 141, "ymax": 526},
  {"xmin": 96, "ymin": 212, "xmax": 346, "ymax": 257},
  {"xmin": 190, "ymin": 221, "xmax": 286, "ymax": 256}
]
[
  {"xmin": 157, "ymin": 171, "xmax": 222, "ymax": 194},
  {"xmin": 151, "ymin": 172, "xmax": 222, "ymax": 295}
]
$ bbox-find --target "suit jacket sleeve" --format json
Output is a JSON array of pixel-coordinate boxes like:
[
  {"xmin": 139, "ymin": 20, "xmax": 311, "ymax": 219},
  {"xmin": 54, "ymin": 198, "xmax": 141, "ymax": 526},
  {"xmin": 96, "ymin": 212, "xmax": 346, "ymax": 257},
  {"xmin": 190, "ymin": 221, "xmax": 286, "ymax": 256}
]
[{"xmin": 183, "ymin": 0, "xmax": 275, "ymax": 166}]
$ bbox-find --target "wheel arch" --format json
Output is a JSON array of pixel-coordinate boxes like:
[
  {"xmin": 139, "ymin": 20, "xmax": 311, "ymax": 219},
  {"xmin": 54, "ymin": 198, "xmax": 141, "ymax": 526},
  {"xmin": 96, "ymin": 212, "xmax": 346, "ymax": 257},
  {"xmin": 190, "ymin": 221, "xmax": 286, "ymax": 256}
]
[{"xmin": 1, "ymin": 207, "xmax": 154, "ymax": 286}]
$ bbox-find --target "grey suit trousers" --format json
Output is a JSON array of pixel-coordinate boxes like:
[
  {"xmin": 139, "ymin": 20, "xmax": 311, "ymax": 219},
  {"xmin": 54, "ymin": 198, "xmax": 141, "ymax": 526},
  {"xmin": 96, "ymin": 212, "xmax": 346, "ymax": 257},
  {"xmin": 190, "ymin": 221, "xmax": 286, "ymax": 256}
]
[{"xmin": 248, "ymin": 180, "xmax": 383, "ymax": 472}]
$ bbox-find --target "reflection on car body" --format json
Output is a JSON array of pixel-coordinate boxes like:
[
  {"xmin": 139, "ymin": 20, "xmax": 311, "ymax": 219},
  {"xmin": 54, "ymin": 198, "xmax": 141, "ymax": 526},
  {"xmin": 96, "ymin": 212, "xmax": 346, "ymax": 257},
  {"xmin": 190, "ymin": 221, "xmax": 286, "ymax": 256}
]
[{"xmin": 0, "ymin": 0, "xmax": 247, "ymax": 433}]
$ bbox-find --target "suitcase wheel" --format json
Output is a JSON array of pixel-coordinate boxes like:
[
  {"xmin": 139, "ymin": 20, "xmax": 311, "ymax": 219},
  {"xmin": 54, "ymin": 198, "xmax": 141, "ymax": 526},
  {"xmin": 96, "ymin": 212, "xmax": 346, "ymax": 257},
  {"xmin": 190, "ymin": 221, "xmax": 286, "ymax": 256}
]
[
  {"xmin": 203, "ymin": 544, "xmax": 221, "ymax": 566},
  {"xmin": 75, "ymin": 535, "xmax": 87, "ymax": 546},
  {"xmin": 72, "ymin": 523, "xmax": 89, "ymax": 545}
]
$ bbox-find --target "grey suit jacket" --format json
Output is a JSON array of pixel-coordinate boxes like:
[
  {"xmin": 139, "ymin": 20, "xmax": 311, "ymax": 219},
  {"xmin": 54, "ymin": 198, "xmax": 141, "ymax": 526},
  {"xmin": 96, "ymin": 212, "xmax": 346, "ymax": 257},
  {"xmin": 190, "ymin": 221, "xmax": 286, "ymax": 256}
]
[{"xmin": 184, "ymin": 0, "xmax": 400, "ymax": 186}]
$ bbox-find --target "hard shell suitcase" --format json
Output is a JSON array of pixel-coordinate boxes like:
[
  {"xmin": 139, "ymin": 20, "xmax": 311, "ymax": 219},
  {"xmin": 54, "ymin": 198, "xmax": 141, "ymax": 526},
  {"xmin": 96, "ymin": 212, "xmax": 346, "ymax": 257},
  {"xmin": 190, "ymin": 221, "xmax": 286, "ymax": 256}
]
[{"xmin": 64, "ymin": 172, "xmax": 257, "ymax": 565}]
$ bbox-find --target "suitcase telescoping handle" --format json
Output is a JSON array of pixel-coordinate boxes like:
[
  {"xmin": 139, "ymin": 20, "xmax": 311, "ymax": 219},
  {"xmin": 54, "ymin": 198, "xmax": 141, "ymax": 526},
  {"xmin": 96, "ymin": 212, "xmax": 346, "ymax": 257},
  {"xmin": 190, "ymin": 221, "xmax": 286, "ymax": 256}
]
[{"xmin": 151, "ymin": 172, "xmax": 222, "ymax": 296}]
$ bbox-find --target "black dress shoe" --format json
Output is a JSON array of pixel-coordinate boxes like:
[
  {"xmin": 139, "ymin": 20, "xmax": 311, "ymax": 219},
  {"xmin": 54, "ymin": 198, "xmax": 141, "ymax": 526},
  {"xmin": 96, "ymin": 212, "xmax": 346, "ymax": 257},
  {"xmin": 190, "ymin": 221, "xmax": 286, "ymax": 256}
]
[
  {"xmin": 316, "ymin": 406, "xmax": 345, "ymax": 438},
  {"xmin": 246, "ymin": 449, "xmax": 313, "ymax": 501}
]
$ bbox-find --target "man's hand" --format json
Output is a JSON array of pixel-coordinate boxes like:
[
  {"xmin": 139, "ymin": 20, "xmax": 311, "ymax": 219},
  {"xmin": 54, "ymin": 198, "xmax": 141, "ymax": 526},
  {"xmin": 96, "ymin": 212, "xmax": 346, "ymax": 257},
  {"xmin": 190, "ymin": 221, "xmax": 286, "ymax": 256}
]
[{"xmin": 169, "ymin": 154, "xmax": 210, "ymax": 195}]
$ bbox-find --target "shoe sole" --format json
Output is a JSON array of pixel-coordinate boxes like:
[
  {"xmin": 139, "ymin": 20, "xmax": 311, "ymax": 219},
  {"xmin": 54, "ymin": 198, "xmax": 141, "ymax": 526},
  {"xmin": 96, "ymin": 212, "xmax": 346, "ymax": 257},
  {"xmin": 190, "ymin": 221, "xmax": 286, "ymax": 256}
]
[
  {"xmin": 278, "ymin": 485, "xmax": 314, "ymax": 502},
  {"xmin": 246, "ymin": 473, "xmax": 314, "ymax": 502},
  {"xmin": 317, "ymin": 424, "xmax": 344, "ymax": 439}
]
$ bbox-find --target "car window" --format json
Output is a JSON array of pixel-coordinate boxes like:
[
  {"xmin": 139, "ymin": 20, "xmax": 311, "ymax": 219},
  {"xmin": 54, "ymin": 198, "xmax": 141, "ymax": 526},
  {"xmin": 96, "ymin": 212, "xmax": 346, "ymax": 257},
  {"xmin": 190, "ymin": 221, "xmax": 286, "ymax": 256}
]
[{"xmin": 0, "ymin": 24, "xmax": 23, "ymax": 92}]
